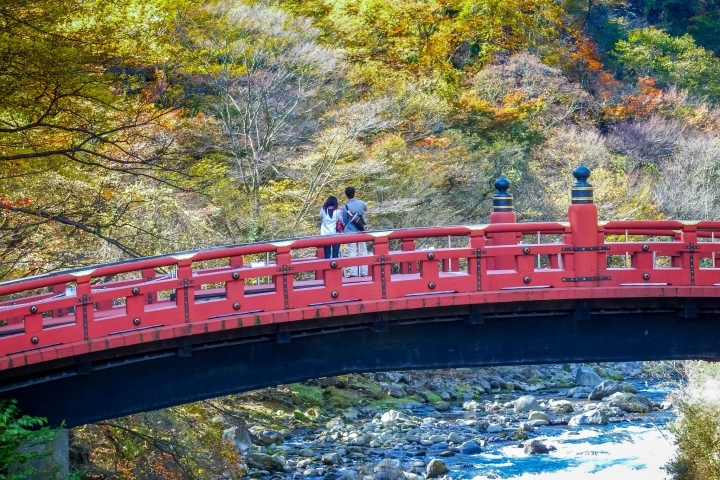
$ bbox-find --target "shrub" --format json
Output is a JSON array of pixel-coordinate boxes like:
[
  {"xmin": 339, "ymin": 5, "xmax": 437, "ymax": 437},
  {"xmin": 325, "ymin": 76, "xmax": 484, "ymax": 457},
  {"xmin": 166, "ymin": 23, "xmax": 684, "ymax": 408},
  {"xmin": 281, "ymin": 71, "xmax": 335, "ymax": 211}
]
[
  {"xmin": 0, "ymin": 398, "xmax": 54, "ymax": 480},
  {"xmin": 666, "ymin": 361, "xmax": 720, "ymax": 479}
]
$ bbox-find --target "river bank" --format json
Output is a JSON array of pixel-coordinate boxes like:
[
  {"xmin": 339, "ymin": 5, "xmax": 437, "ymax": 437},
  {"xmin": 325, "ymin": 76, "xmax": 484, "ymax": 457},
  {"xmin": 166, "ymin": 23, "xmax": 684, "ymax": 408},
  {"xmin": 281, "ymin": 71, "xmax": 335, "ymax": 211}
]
[{"xmin": 216, "ymin": 363, "xmax": 678, "ymax": 480}]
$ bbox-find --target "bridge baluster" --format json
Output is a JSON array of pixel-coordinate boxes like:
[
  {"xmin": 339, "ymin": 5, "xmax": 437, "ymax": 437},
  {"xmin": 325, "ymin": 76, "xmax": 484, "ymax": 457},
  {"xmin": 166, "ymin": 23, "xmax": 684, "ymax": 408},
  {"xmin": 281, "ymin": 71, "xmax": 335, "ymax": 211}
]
[
  {"xmin": 142, "ymin": 268, "xmax": 156, "ymax": 304},
  {"xmin": 468, "ymin": 230, "xmax": 487, "ymax": 291},
  {"xmin": 226, "ymin": 255, "xmax": 245, "ymax": 305},
  {"xmin": 275, "ymin": 246, "xmax": 293, "ymax": 309},
  {"xmin": 75, "ymin": 275, "xmax": 94, "ymax": 340},
  {"xmin": 175, "ymin": 259, "xmax": 194, "ymax": 323},
  {"xmin": 400, "ymin": 238, "xmax": 415, "ymax": 274},
  {"xmin": 567, "ymin": 164, "xmax": 600, "ymax": 286},
  {"xmin": 488, "ymin": 176, "xmax": 517, "ymax": 271},
  {"xmin": 680, "ymin": 225, "xmax": 699, "ymax": 285}
]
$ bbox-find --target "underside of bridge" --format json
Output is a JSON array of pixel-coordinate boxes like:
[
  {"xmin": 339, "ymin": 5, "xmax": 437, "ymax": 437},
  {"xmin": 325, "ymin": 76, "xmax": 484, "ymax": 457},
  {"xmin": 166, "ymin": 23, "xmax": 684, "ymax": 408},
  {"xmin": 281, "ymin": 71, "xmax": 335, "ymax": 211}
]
[{"xmin": 2, "ymin": 295, "xmax": 719, "ymax": 427}]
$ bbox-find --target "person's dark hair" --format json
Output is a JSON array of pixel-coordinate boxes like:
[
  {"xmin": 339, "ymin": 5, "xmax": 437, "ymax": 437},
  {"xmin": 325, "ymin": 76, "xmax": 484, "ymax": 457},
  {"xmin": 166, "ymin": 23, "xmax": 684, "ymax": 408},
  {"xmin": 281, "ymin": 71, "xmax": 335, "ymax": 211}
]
[
  {"xmin": 345, "ymin": 186, "xmax": 356, "ymax": 199},
  {"xmin": 323, "ymin": 195, "xmax": 338, "ymax": 214}
]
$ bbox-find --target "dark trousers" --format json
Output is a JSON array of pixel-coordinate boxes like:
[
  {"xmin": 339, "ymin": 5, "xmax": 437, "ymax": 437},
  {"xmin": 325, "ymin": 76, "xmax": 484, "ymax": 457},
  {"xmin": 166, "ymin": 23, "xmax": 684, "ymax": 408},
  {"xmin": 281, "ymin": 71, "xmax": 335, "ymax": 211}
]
[{"xmin": 324, "ymin": 245, "xmax": 340, "ymax": 258}]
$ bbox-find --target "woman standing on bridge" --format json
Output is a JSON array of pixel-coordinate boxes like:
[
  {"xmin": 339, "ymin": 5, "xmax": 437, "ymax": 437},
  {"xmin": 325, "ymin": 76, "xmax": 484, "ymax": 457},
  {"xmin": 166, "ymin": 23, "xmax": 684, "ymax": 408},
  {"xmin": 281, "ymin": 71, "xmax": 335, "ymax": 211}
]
[{"xmin": 319, "ymin": 195, "xmax": 342, "ymax": 258}]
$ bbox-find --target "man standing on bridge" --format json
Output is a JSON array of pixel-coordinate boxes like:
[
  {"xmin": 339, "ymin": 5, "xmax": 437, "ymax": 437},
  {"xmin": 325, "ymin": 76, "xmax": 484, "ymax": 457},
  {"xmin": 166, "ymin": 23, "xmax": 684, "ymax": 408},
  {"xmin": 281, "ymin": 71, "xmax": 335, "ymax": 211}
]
[{"xmin": 343, "ymin": 186, "xmax": 368, "ymax": 277}]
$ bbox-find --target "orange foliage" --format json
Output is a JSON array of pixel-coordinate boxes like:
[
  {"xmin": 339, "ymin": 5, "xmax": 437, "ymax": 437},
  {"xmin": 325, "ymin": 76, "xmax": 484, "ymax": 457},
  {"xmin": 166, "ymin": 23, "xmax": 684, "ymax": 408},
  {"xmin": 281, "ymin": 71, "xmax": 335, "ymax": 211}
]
[
  {"xmin": 572, "ymin": 38, "xmax": 603, "ymax": 72},
  {"xmin": 602, "ymin": 77, "xmax": 664, "ymax": 121}
]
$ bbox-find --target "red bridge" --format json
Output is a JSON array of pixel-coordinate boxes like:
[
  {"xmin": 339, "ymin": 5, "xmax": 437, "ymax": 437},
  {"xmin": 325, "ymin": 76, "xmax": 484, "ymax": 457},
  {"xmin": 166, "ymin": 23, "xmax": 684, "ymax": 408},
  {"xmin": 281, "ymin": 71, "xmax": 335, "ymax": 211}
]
[{"xmin": 2, "ymin": 165, "xmax": 720, "ymax": 427}]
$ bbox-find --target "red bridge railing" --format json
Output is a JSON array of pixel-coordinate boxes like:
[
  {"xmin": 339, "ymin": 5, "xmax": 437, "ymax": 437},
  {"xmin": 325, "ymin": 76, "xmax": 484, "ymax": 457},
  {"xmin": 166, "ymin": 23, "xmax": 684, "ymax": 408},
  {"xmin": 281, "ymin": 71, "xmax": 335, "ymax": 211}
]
[{"xmin": 1, "ymin": 167, "xmax": 719, "ymax": 371}]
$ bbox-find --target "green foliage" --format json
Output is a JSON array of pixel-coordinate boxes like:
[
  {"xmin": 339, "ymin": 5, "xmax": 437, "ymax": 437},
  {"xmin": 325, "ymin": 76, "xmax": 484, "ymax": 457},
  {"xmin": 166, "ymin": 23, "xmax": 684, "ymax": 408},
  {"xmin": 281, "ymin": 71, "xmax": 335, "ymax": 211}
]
[
  {"xmin": 287, "ymin": 384, "xmax": 325, "ymax": 407},
  {"xmin": 0, "ymin": 399, "xmax": 54, "ymax": 480},
  {"xmin": 614, "ymin": 27, "xmax": 720, "ymax": 99},
  {"xmin": 666, "ymin": 361, "xmax": 720, "ymax": 479}
]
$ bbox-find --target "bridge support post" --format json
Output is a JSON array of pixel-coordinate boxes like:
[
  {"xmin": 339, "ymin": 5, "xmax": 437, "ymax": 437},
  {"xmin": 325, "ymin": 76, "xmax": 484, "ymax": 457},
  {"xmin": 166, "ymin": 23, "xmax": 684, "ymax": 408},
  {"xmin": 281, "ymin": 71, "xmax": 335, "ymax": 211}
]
[
  {"xmin": 567, "ymin": 164, "xmax": 600, "ymax": 286},
  {"xmin": 488, "ymin": 176, "xmax": 517, "ymax": 271},
  {"xmin": 10, "ymin": 429, "xmax": 69, "ymax": 480}
]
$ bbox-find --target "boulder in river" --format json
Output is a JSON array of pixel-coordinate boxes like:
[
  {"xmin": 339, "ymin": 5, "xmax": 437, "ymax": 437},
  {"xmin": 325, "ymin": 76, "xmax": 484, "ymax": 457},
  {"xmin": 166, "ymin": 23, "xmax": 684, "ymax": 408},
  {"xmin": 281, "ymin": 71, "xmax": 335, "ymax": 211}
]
[
  {"xmin": 381, "ymin": 410, "xmax": 406, "ymax": 425},
  {"xmin": 602, "ymin": 392, "xmax": 653, "ymax": 413},
  {"xmin": 426, "ymin": 459, "xmax": 449, "ymax": 478},
  {"xmin": 528, "ymin": 411, "xmax": 551, "ymax": 422},
  {"xmin": 524, "ymin": 439, "xmax": 551, "ymax": 455},
  {"xmin": 568, "ymin": 409, "xmax": 608, "ymax": 426},
  {"xmin": 460, "ymin": 440, "xmax": 483, "ymax": 454},
  {"xmin": 322, "ymin": 452, "xmax": 343, "ymax": 465},
  {"xmin": 374, "ymin": 458, "xmax": 404, "ymax": 480},
  {"xmin": 588, "ymin": 380, "xmax": 638, "ymax": 400},
  {"xmin": 575, "ymin": 366, "xmax": 603, "ymax": 386},
  {"xmin": 514, "ymin": 395, "xmax": 541, "ymax": 412},
  {"xmin": 245, "ymin": 453, "xmax": 286, "ymax": 471}
]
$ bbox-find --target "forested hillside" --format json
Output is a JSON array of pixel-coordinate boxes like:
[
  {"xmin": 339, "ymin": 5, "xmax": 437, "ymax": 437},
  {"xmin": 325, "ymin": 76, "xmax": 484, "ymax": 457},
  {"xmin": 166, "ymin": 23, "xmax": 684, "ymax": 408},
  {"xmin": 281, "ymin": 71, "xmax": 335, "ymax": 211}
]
[
  {"xmin": 4, "ymin": 0, "xmax": 720, "ymax": 279},
  {"xmin": 4, "ymin": 0, "xmax": 720, "ymax": 477}
]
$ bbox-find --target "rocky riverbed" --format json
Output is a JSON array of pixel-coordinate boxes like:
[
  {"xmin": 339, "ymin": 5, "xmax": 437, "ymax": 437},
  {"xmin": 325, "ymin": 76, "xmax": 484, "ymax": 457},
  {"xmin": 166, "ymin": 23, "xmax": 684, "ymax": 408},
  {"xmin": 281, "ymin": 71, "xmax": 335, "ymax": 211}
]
[{"xmin": 217, "ymin": 363, "xmax": 677, "ymax": 480}]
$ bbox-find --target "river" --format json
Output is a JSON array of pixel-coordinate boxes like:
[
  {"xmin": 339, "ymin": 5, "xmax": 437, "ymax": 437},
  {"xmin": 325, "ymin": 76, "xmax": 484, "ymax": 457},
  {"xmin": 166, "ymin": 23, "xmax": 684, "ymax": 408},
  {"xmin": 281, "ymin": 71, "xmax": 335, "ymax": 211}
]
[{"xmin": 440, "ymin": 382, "xmax": 677, "ymax": 479}]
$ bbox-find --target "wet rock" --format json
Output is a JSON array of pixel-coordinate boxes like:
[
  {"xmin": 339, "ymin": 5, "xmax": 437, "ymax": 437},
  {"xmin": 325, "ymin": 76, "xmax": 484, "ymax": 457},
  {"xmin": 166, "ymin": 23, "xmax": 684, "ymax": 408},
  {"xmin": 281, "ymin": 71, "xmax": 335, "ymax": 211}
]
[
  {"xmin": 386, "ymin": 384, "xmax": 406, "ymax": 398},
  {"xmin": 523, "ymin": 439, "xmax": 550, "ymax": 455},
  {"xmin": 348, "ymin": 432, "xmax": 375, "ymax": 446},
  {"xmin": 528, "ymin": 411, "xmax": 551, "ymax": 422},
  {"xmin": 602, "ymin": 392, "xmax": 653, "ymax": 413},
  {"xmin": 435, "ymin": 401, "xmax": 451, "ymax": 412},
  {"xmin": 327, "ymin": 417, "xmax": 345, "ymax": 430},
  {"xmin": 322, "ymin": 453, "xmax": 342, "ymax": 465},
  {"xmin": 373, "ymin": 458, "xmax": 404, "ymax": 480},
  {"xmin": 588, "ymin": 380, "xmax": 638, "ymax": 400},
  {"xmin": 253, "ymin": 429, "xmax": 285, "ymax": 446},
  {"xmin": 575, "ymin": 366, "xmax": 603, "ymax": 386},
  {"xmin": 568, "ymin": 409, "xmax": 608, "ymax": 426},
  {"xmin": 486, "ymin": 424, "xmax": 503, "ymax": 433},
  {"xmin": 527, "ymin": 419, "xmax": 549, "ymax": 427},
  {"xmin": 338, "ymin": 472, "xmax": 364, "ymax": 480},
  {"xmin": 462, "ymin": 401, "xmax": 483, "ymax": 411},
  {"xmin": 299, "ymin": 448, "xmax": 315, "ymax": 457},
  {"xmin": 401, "ymin": 472, "xmax": 424, "ymax": 480},
  {"xmin": 222, "ymin": 425, "xmax": 253, "ymax": 452},
  {"xmin": 381, "ymin": 410, "xmax": 406, "ymax": 425},
  {"xmin": 426, "ymin": 459, "xmax": 449, "ymax": 478},
  {"xmin": 446, "ymin": 432, "xmax": 463, "ymax": 444},
  {"xmin": 513, "ymin": 395, "xmax": 541, "ymax": 412},
  {"xmin": 459, "ymin": 440, "xmax": 483, "ymax": 454},
  {"xmin": 547, "ymin": 400, "xmax": 575, "ymax": 414},
  {"xmin": 343, "ymin": 408, "xmax": 360, "ymax": 420},
  {"xmin": 246, "ymin": 453, "xmax": 286, "ymax": 471}
]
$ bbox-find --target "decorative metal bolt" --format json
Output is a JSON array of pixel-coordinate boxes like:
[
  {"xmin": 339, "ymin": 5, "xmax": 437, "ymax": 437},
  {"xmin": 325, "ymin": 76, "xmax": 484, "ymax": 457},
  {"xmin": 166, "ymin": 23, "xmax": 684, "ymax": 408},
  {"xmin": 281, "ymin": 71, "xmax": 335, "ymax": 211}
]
[
  {"xmin": 523, "ymin": 276, "xmax": 531, "ymax": 284},
  {"xmin": 643, "ymin": 273, "xmax": 650, "ymax": 280},
  {"xmin": 133, "ymin": 317, "xmax": 141, "ymax": 325},
  {"xmin": 330, "ymin": 261, "xmax": 339, "ymax": 269},
  {"xmin": 232, "ymin": 272, "xmax": 240, "ymax": 280},
  {"xmin": 571, "ymin": 164, "xmax": 594, "ymax": 204},
  {"xmin": 427, "ymin": 252, "xmax": 435, "ymax": 260},
  {"xmin": 31, "ymin": 336, "xmax": 39, "ymax": 344},
  {"xmin": 232, "ymin": 302, "xmax": 241, "ymax": 310},
  {"xmin": 331, "ymin": 290, "xmax": 339, "ymax": 298},
  {"xmin": 29, "ymin": 305, "xmax": 37, "ymax": 314},
  {"xmin": 492, "ymin": 176, "xmax": 514, "ymax": 212},
  {"xmin": 131, "ymin": 287, "xmax": 140, "ymax": 295},
  {"xmin": 523, "ymin": 246, "xmax": 531, "ymax": 255},
  {"xmin": 642, "ymin": 244, "xmax": 649, "ymax": 252},
  {"xmin": 428, "ymin": 282, "xmax": 436, "ymax": 289}
]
